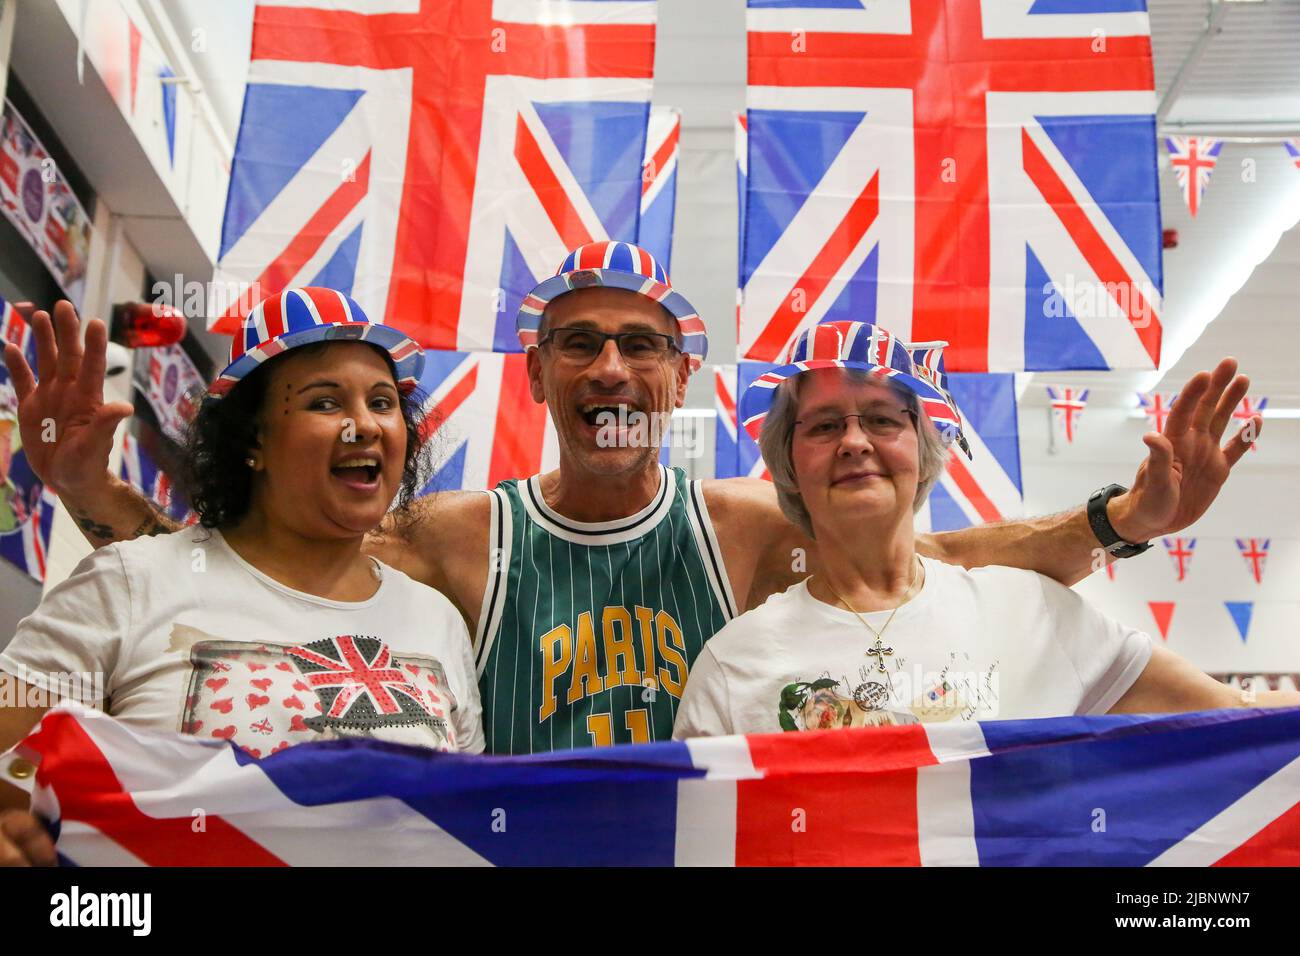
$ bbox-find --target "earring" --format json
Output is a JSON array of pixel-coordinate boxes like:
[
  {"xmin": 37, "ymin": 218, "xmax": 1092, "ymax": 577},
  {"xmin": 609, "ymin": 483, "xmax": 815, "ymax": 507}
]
[{"xmin": 245, "ymin": 458, "xmax": 256, "ymax": 469}]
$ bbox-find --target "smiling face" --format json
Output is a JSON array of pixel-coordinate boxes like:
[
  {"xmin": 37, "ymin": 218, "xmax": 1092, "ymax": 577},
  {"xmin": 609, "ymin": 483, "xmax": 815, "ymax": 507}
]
[
  {"xmin": 789, "ymin": 369, "xmax": 921, "ymax": 535},
  {"xmin": 526, "ymin": 286, "xmax": 690, "ymax": 477},
  {"xmin": 247, "ymin": 342, "xmax": 408, "ymax": 539}
]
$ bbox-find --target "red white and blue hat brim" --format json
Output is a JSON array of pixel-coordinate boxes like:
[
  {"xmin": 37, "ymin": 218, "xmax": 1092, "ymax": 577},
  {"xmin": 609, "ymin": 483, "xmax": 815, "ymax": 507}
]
[
  {"xmin": 516, "ymin": 242, "xmax": 707, "ymax": 369},
  {"xmin": 206, "ymin": 289, "xmax": 424, "ymax": 403},
  {"xmin": 738, "ymin": 359, "xmax": 964, "ymax": 446}
]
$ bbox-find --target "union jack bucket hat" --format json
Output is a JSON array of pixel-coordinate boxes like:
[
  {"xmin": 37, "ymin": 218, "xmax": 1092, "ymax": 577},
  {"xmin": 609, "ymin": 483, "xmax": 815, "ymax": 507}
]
[
  {"xmin": 516, "ymin": 240, "xmax": 707, "ymax": 370},
  {"xmin": 738, "ymin": 320, "xmax": 970, "ymax": 456},
  {"xmin": 206, "ymin": 287, "xmax": 424, "ymax": 403}
]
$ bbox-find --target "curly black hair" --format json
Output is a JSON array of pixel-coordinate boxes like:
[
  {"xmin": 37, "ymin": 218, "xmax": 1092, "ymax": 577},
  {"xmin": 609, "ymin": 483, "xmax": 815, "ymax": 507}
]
[{"xmin": 181, "ymin": 341, "xmax": 428, "ymax": 529}]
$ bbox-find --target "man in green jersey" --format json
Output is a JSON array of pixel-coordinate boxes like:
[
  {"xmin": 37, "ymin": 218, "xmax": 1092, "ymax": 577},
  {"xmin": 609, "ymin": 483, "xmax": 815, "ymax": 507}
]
[{"xmin": 4, "ymin": 242, "xmax": 1261, "ymax": 753}]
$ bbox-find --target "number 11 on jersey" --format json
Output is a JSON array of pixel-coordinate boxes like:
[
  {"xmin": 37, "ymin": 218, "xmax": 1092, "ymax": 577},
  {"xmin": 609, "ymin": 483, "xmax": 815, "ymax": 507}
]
[{"xmin": 586, "ymin": 708, "xmax": 651, "ymax": 746}]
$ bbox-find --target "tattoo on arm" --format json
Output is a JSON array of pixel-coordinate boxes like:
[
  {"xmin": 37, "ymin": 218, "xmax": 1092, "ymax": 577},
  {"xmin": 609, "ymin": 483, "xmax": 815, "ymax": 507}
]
[
  {"xmin": 70, "ymin": 506, "xmax": 120, "ymax": 543},
  {"xmin": 129, "ymin": 510, "xmax": 175, "ymax": 539},
  {"xmin": 71, "ymin": 502, "xmax": 174, "ymax": 543}
]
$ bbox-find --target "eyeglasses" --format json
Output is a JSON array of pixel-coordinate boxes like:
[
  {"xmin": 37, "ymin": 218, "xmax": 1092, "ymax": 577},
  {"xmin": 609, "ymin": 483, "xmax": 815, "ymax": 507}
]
[
  {"xmin": 794, "ymin": 408, "xmax": 916, "ymax": 444},
  {"xmin": 538, "ymin": 327, "xmax": 681, "ymax": 369}
]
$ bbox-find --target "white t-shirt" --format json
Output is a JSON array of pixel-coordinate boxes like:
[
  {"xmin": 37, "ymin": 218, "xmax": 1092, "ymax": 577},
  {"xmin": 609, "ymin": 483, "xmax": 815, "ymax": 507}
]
[
  {"xmin": 672, "ymin": 557, "xmax": 1153, "ymax": 739},
  {"xmin": 1, "ymin": 528, "xmax": 484, "ymax": 756}
]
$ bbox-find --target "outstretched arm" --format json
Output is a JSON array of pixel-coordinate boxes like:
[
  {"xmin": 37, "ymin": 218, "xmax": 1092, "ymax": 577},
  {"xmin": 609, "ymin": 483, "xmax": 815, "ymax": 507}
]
[
  {"xmin": 3, "ymin": 301, "xmax": 174, "ymax": 547},
  {"xmin": 918, "ymin": 358, "xmax": 1259, "ymax": 587},
  {"xmin": 1108, "ymin": 644, "xmax": 1300, "ymax": 713}
]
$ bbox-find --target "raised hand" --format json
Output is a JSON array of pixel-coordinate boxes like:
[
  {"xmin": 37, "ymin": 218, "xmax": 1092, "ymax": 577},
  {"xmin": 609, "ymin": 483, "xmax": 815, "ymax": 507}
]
[
  {"xmin": 2, "ymin": 301, "xmax": 134, "ymax": 496},
  {"xmin": 1111, "ymin": 357, "xmax": 1259, "ymax": 542}
]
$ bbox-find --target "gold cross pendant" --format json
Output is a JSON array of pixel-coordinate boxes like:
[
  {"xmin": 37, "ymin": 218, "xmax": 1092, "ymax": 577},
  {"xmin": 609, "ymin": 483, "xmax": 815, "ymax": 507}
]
[{"xmin": 865, "ymin": 640, "xmax": 894, "ymax": 674}]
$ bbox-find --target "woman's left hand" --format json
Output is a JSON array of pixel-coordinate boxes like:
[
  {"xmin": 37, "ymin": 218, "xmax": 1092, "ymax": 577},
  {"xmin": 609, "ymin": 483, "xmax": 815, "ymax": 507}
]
[
  {"xmin": 0, "ymin": 809, "xmax": 57, "ymax": 866},
  {"xmin": 1109, "ymin": 357, "xmax": 1258, "ymax": 543}
]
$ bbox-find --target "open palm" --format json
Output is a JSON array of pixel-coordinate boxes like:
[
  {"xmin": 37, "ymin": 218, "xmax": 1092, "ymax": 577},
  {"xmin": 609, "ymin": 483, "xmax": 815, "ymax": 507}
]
[
  {"xmin": 1113, "ymin": 358, "xmax": 1259, "ymax": 542},
  {"xmin": 2, "ymin": 301, "xmax": 133, "ymax": 496}
]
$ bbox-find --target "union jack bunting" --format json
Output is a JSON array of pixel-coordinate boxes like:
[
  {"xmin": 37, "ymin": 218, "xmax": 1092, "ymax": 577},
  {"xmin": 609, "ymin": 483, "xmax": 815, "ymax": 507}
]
[
  {"xmin": 920, "ymin": 374, "xmax": 1022, "ymax": 532},
  {"xmin": 416, "ymin": 350, "xmax": 558, "ymax": 493},
  {"xmin": 713, "ymin": 364, "xmax": 771, "ymax": 480},
  {"xmin": 1285, "ymin": 139, "xmax": 1300, "ymax": 171},
  {"xmin": 213, "ymin": 0, "xmax": 658, "ymax": 353},
  {"xmin": 1163, "ymin": 536, "xmax": 1196, "ymax": 583},
  {"xmin": 118, "ymin": 433, "xmax": 197, "ymax": 526},
  {"xmin": 1046, "ymin": 385, "xmax": 1088, "ymax": 443},
  {"xmin": 740, "ymin": 0, "xmax": 1163, "ymax": 373},
  {"xmin": 18, "ymin": 703, "xmax": 1300, "ymax": 866},
  {"xmin": 1233, "ymin": 395, "xmax": 1266, "ymax": 453},
  {"xmin": 1138, "ymin": 391, "xmax": 1175, "ymax": 433},
  {"xmin": 1166, "ymin": 135, "xmax": 1223, "ymax": 217},
  {"xmin": 1236, "ymin": 538, "xmax": 1269, "ymax": 586},
  {"xmin": 638, "ymin": 107, "xmax": 681, "ymax": 272}
]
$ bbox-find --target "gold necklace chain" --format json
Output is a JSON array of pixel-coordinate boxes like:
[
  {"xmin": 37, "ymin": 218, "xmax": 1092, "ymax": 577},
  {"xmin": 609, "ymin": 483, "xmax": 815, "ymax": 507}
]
[{"xmin": 819, "ymin": 557, "xmax": 922, "ymax": 672}]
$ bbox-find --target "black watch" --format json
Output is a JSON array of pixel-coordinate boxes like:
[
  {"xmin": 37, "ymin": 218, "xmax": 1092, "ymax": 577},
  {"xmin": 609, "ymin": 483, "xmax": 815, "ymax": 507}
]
[{"xmin": 1086, "ymin": 483, "xmax": 1151, "ymax": 558}]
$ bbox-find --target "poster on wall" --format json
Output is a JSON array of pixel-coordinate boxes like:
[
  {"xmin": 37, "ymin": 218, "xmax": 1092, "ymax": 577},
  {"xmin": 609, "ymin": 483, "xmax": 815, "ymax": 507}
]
[
  {"xmin": 0, "ymin": 99, "xmax": 94, "ymax": 308},
  {"xmin": 133, "ymin": 343, "xmax": 206, "ymax": 446},
  {"xmin": 0, "ymin": 298, "xmax": 55, "ymax": 582}
]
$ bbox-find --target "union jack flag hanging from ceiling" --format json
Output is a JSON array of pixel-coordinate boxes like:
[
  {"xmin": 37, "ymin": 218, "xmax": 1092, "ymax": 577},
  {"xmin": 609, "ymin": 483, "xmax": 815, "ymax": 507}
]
[
  {"xmin": 919, "ymin": 373, "xmax": 1022, "ymax": 533},
  {"xmin": 213, "ymin": 0, "xmax": 658, "ymax": 353},
  {"xmin": 740, "ymin": 0, "xmax": 1164, "ymax": 373}
]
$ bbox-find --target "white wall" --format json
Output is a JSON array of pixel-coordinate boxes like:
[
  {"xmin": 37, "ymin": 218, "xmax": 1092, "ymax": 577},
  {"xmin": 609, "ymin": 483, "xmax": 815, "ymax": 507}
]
[{"xmin": 1021, "ymin": 403, "xmax": 1299, "ymax": 676}]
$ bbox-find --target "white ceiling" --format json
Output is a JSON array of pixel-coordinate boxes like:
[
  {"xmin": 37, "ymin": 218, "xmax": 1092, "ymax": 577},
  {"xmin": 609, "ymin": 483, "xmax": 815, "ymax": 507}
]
[{"xmin": 1025, "ymin": 0, "xmax": 1300, "ymax": 410}]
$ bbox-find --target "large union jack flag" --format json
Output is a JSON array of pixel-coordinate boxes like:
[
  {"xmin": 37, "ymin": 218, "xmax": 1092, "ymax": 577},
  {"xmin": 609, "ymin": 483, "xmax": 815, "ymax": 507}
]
[
  {"xmin": 17, "ymin": 703, "xmax": 1300, "ymax": 866},
  {"xmin": 919, "ymin": 373, "xmax": 1022, "ymax": 531},
  {"xmin": 714, "ymin": 364, "xmax": 770, "ymax": 480},
  {"xmin": 415, "ymin": 349, "xmax": 558, "ymax": 492},
  {"xmin": 213, "ymin": 0, "xmax": 657, "ymax": 352},
  {"xmin": 638, "ymin": 107, "xmax": 681, "ymax": 272},
  {"xmin": 740, "ymin": 0, "xmax": 1163, "ymax": 373}
]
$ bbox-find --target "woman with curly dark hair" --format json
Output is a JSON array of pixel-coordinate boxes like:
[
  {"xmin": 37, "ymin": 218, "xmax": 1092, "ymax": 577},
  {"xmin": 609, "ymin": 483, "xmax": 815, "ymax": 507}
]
[{"xmin": 0, "ymin": 287, "xmax": 483, "ymax": 864}]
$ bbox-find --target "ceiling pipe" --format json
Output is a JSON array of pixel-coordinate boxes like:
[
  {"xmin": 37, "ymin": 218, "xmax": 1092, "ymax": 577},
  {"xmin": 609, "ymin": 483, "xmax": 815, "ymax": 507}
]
[{"xmin": 1156, "ymin": 0, "xmax": 1232, "ymax": 124}]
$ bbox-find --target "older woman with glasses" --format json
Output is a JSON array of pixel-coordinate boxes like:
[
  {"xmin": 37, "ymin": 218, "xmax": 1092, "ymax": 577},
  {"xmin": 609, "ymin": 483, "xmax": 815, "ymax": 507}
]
[{"xmin": 673, "ymin": 321, "xmax": 1298, "ymax": 738}]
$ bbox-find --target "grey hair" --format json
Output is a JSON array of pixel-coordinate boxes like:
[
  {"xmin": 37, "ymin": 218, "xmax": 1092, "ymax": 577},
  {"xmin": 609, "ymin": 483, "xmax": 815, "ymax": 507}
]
[{"xmin": 757, "ymin": 370, "xmax": 949, "ymax": 540}]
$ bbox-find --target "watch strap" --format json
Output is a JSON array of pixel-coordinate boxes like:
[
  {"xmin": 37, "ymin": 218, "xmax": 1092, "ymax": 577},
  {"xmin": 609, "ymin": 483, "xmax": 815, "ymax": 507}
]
[{"xmin": 1087, "ymin": 484, "xmax": 1152, "ymax": 558}]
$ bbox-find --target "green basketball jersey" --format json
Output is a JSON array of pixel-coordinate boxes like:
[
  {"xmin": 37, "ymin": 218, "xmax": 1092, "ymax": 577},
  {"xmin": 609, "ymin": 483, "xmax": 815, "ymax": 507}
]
[{"xmin": 474, "ymin": 465, "xmax": 736, "ymax": 754}]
